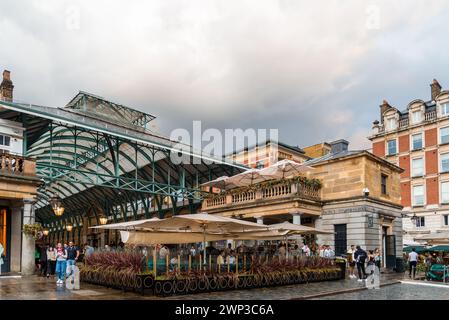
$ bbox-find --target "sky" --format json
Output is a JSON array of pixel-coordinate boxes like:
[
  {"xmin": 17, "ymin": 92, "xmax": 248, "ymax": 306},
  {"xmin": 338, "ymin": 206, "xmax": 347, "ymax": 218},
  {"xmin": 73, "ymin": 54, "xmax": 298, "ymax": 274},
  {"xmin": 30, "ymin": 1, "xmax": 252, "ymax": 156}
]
[{"xmin": 1, "ymin": 0, "xmax": 449, "ymax": 151}]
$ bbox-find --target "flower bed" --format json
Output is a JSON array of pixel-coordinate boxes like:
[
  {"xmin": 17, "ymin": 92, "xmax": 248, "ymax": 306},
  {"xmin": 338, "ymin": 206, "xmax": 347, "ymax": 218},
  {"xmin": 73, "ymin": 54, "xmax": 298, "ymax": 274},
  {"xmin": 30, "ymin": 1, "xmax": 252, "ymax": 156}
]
[{"xmin": 80, "ymin": 252, "xmax": 343, "ymax": 296}]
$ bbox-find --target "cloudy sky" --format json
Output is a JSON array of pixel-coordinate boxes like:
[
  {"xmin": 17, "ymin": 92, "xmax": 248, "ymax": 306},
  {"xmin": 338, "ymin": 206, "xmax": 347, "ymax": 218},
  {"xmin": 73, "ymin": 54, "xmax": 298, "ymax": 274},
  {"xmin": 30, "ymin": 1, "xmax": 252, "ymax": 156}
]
[{"xmin": 1, "ymin": 0, "xmax": 449, "ymax": 151}]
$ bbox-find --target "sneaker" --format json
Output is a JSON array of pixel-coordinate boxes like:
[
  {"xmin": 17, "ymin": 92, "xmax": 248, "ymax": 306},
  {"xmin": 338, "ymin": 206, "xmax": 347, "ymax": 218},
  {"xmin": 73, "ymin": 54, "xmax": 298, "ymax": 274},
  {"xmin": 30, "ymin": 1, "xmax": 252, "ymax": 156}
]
[{"xmin": 357, "ymin": 279, "xmax": 363, "ymax": 282}]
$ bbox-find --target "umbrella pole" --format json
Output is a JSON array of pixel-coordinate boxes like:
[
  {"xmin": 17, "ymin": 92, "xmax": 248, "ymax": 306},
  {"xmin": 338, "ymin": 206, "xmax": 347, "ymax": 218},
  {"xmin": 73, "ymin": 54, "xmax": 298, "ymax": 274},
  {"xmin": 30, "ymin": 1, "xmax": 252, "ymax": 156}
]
[{"xmin": 203, "ymin": 226, "xmax": 207, "ymax": 265}]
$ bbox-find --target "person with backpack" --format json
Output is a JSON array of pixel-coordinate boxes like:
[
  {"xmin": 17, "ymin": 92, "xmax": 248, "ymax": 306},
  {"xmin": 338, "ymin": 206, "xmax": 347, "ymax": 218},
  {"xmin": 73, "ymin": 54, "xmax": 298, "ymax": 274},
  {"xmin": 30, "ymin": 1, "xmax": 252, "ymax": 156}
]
[{"xmin": 354, "ymin": 245, "xmax": 368, "ymax": 282}]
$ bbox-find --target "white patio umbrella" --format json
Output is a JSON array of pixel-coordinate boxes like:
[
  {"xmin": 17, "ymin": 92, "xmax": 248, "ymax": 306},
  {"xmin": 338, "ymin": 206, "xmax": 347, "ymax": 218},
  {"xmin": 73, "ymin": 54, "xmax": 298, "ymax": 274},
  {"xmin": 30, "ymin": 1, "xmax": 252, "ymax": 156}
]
[
  {"xmin": 414, "ymin": 232, "xmax": 449, "ymax": 244},
  {"xmin": 119, "ymin": 230, "xmax": 232, "ymax": 245},
  {"xmin": 90, "ymin": 217, "xmax": 162, "ymax": 230},
  {"xmin": 200, "ymin": 175, "xmax": 241, "ymax": 191},
  {"xmin": 136, "ymin": 213, "xmax": 268, "ymax": 263},
  {"xmin": 268, "ymin": 221, "xmax": 334, "ymax": 235},
  {"xmin": 225, "ymin": 168, "xmax": 271, "ymax": 187},
  {"xmin": 259, "ymin": 159, "xmax": 314, "ymax": 179}
]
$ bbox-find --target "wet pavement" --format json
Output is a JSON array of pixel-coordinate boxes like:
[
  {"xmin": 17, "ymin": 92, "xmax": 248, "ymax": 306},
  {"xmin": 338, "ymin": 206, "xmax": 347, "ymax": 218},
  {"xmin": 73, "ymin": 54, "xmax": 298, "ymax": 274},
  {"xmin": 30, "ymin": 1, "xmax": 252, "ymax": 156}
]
[{"xmin": 0, "ymin": 273, "xmax": 402, "ymax": 300}]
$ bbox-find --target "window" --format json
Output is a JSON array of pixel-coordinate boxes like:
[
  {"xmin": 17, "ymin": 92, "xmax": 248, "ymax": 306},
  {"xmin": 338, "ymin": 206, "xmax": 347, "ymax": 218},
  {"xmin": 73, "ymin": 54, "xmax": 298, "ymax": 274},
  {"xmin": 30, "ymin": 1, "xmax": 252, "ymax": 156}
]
[
  {"xmin": 441, "ymin": 127, "xmax": 449, "ymax": 144},
  {"xmin": 415, "ymin": 216, "xmax": 425, "ymax": 228},
  {"xmin": 0, "ymin": 135, "xmax": 11, "ymax": 147},
  {"xmin": 441, "ymin": 103, "xmax": 449, "ymax": 116},
  {"xmin": 411, "ymin": 133, "xmax": 423, "ymax": 150},
  {"xmin": 444, "ymin": 215, "xmax": 449, "ymax": 226},
  {"xmin": 381, "ymin": 174, "xmax": 388, "ymax": 195},
  {"xmin": 334, "ymin": 224, "xmax": 347, "ymax": 256},
  {"xmin": 387, "ymin": 139, "xmax": 397, "ymax": 155},
  {"xmin": 256, "ymin": 160, "xmax": 264, "ymax": 169},
  {"xmin": 386, "ymin": 118, "xmax": 396, "ymax": 131},
  {"xmin": 413, "ymin": 185, "xmax": 424, "ymax": 206},
  {"xmin": 411, "ymin": 158, "xmax": 424, "ymax": 177},
  {"xmin": 412, "ymin": 111, "xmax": 422, "ymax": 124},
  {"xmin": 441, "ymin": 153, "xmax": 449, "ymax": 172},
  {"xmin": 442, "ymin": 182, "xmax": 449, "ymax": 204}
]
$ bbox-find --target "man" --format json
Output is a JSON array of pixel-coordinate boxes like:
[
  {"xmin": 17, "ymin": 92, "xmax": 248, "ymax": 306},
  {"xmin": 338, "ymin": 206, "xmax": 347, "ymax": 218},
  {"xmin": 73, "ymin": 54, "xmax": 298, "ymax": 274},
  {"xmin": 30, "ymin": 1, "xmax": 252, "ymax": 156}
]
[
  {"xmin": 159, "ymin": 245, "xmax": 169, "ymax": 260},
  {"xmin": 408, "ymin": 248, "xmax": 419, "ymax": 279},
  {"xmin": 354, "ymin": 245, "xmax": 368, "ymax": 282},
  {"xmin": 66, "ymin": 242, "xmax": 80, "ymax": 279},
  {"xmin": 347, "ymin": 245, "xmax": 356, "ymax": 279}
]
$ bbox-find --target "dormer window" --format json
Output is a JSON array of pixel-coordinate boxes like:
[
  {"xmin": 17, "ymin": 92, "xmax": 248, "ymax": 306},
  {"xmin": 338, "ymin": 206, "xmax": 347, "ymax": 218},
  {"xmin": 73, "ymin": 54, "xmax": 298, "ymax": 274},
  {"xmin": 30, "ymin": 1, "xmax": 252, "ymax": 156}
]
[
  {"xmin": 411, "ymin": 110, "xmax": 422, "ymax": 124},
  {"xmin": 441, "ymin": 103, "xmax": 449, "ymax": 116},
  {"xmin": 386, "ymin": 118, "xmax": 396, "ymax": 131}
]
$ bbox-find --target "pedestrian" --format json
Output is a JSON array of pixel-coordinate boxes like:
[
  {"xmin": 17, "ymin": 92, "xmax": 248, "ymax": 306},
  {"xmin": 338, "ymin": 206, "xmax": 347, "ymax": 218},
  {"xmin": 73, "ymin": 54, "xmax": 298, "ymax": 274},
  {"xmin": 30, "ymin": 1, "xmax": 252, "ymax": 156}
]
[
  {"xmin": 55, "ymin": 243, "xmax": 67, "ymax": 285},
  {"xmin": 374, "ymin": 248, "xmax": 381, "ymax": 270},
  {"xmin": 189, "ymin": 245, "xmax": 196, "ymax": 257},
  {"xmin": 302, "ymin": 243, "xmax": 311, "ymax": 257},
  {"xmin": 39, "ymin": 244, "xmax": 48, "ymax": 277},
  {"xmin": 425, "ymin": 253, "xmax": 433, "ymax": 275},
  {"xmin": 159, "ymin": 245, "xmax": 169, "ymax": 260},
  {"xmin": 46, "ymin": 245, "xmax": 56, "ymax": 277},
  {"xmin": 0, "ymin": 242, "xmax": 4, "ymax": 276},
  {"xmin": 347, "ymin": 245, "xmax": 356, "ymax": 279},
  {"xmin": 408, "ymin": 248, "xmax": 419, "ymax": 279},
  {"xmin": 66, "ymin": 241, "xmax": 80, "ymax": 278},
  {"xmin": 354, "ymin": 245, "xmax": 368, "ymax": 282}
]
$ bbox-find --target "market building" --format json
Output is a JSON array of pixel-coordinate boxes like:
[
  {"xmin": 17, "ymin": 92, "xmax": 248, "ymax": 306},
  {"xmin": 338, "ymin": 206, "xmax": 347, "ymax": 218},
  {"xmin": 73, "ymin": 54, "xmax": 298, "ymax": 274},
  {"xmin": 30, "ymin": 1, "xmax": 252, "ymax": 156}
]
[
  {"xmin": 369, "ymin": 79, "xmax": 449, "ymax": 244},
  {"xmin": 0, "ymin": 70, "xmax": 246, "ymax": 275}
]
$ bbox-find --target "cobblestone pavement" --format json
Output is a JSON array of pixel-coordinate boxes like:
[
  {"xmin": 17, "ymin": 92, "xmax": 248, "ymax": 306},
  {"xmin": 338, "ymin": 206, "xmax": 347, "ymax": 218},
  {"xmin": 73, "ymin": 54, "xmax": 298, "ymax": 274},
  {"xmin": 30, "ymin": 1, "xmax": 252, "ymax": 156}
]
[
  {"xmin": 315, "ymin": 282, "xmax": 449, "ymax": 300},
  {"xmin": 0, "ymin": 273, "xmax": 402, "ymax": 300}
]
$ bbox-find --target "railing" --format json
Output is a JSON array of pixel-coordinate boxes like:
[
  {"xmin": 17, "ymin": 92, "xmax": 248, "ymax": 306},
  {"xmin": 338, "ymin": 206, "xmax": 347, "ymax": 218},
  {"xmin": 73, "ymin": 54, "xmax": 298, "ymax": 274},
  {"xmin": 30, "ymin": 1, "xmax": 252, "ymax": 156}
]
[
  {"xmin": 203, "ymin": 181, "xmax": 321, "ymax": 210},
  {"xmin": 399, "ymin": 118, "xmax": 409, "ymax": 129},
  {"xmin": 232, "ymin": 191, "xmax": 256, "ymax": 203},
  {"xmin": 425, "ymin": 110, "xmax": 437, "ymax": 121},
  {"xmin": 0, "ymin": 153, "xmax": 36, "ymax": 176}
]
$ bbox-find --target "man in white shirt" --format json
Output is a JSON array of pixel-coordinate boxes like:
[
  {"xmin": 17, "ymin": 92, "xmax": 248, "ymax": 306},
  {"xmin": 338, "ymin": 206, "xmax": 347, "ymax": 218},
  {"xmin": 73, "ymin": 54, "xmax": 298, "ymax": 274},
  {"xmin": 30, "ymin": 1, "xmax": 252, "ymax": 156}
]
[{"xmin": 408, "ymin": 248, "xmax": 419, "ymax": 279}]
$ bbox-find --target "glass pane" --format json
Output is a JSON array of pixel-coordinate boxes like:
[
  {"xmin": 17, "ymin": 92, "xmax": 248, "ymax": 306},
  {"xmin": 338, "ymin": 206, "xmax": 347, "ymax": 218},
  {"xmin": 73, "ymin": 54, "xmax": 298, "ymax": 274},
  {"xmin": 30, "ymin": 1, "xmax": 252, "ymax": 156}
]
[
  {"xmin": 441, "ymin": 128, "xmax": 449, "ymax": 144},
  {"xmin": 4, "ymin": 136, "xmax": 10, "ymax": 146},
  {"xmin": 0, "ymin": 135, "xmax": 4, "ymax": 145},
  {"xmin": 442, "ymin": 154, "xmax": 449, "ymax": 172}
]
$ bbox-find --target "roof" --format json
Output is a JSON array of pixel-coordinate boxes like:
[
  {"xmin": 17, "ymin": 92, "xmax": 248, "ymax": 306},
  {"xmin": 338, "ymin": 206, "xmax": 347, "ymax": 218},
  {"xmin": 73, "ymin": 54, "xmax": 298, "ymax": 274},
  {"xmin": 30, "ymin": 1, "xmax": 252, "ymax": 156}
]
[
  {"xmin": 226, "ymin": 139, "xmax": 306, "ymax": 157},
  {"xmin": 305, "ymin": 149, "xmax": 403, "ymax": 172}
]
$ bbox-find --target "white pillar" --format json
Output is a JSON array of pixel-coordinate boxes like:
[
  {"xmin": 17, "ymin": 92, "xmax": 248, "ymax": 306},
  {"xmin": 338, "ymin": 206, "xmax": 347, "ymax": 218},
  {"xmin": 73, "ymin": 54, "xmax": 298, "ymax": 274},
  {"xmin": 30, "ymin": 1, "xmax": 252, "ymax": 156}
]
[
  {"xmin": 21, "ymin": 199, "xmax": 36, "ymax": 276},
  {"xmin": 292, "ymin": 213, "xmax": 301, "ymax": 225},
  {"xmin": 10, "ymin": 207, "xmax": 22, "ymax": 273}
]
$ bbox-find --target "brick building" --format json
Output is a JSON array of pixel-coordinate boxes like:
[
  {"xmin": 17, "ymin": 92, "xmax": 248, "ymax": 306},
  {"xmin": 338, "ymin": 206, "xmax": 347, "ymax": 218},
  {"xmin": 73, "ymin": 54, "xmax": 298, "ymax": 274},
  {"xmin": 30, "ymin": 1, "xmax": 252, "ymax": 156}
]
[{"xmin": 369, "ymin": 79, "xmax": 449, "ymax": 243}]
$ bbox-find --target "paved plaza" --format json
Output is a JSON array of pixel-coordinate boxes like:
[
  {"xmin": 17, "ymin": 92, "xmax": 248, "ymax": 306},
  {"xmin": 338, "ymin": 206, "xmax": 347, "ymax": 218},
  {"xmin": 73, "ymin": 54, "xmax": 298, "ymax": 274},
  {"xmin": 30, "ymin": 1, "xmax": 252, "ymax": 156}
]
[{"xmin": 0, "ymin": 274, "xmax": 405, "ymax": 300}]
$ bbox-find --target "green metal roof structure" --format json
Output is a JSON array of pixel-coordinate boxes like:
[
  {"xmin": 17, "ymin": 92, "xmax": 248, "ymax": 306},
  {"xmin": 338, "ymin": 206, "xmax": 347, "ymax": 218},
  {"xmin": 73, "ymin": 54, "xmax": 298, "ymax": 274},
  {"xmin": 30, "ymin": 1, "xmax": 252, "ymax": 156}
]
[{"xmin": 0, "ymin": 92, "xmax": 247, "ymax": 229}]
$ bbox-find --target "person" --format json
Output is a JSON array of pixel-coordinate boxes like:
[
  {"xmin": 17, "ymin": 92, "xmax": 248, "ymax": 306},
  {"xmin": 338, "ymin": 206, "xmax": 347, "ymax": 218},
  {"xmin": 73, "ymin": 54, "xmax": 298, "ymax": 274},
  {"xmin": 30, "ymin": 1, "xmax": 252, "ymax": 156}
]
[
  {"xmin": 46, "ymin": 245, "xmax": 56, "ymax": 277},
  {"xmin": 347, "ymin": 245, "xmax": 356, "ymax": 279},
  {"xmin": 227, "ymin": 251, "xmax": 236, "ymax": 265},
  {"xmin": 0, "ymin": 242, "xmax": 4, "ymax": 275},
  {"xmin": 66, "ymin": 242, "xmax": 80, "ymax": 278},
  {"xmin": 319, "ymin": 245, "xmax": 325, "ymax": 257},
  {"xmin": 278, "ymin": 243, "xmax": 286, "ymax": 261},
  {"xmin": 55, "ymin": 243, "xmax": 67, "ymax": 285},
  {"xmin": 374, "ymin": 248, "xmax": 381, "ymax": 270},
  {"xmin": 425, "ymin": 253, "xmax": 433, "ymax": 275},
  {"xmin": 354, "ymin": 245, "xmax": 368, "ymax": 282},
  {"xmin": 35, "ymin": 246, "xmax": 41, "ymax": 272},
  {"xmin": 189, "ymin": 245, "xmax": 196, "ymax": 257},
  {"xmin": 224, "ymin": 243, "xmax": 232, "ymax": 256},
  {"xmin": 408, "ymin": 248, "xmax": 419, "ymax": 279},
  {"xmin": 217, "ymin": 251, "xmax": 225, "ymax": 265},
  {"xmin": 323, "ymin": 245, "xmax": 331, "ymax": 258},
  {"xmin": 159, "ymin": 245, "xmax": 169, "ymax": 260},
  {"xmin": 291, "ymin": 244, "xmax": 300, "ymax": 257},
  {"xmin": 84, "ymin": 244, "xmax": 94, "ymax": 257},
  {"xmin": 302, "ymin": 243, "xmax": 311, "ymax": 257},
  {"xmin": 39, "ymin": 244, "xmax": 48, "ymax": 277}
]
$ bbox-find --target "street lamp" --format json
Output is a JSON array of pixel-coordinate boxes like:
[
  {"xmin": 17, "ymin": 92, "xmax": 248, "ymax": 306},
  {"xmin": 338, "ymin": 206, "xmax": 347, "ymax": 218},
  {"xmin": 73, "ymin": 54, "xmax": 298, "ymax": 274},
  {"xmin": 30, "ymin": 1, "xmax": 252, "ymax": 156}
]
[
  {"xmin": 66, "ymin": 223, "xmax": 73, "ymax": 232},
  {"xmin": 99, "ymin": 216, "xmax": 108, "ymax": 225},
  {"xmin": 50, "ymin": 195, "xmax": 65, "ymax": 216},
  {"xmin": 43, "ymin": 229, "xmax": 49, "ymax": 236}
]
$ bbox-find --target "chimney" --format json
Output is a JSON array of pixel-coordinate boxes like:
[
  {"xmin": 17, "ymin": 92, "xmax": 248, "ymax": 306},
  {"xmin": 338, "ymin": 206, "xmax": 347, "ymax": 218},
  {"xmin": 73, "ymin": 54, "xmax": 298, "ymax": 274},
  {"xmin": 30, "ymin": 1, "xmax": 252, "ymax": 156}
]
[
  {"xmin": 330, "ymin": 139, "xmax": 349, "ymax": 154},
  {"xmin": 0, "ymin": 70, "xmax": 14, "ymax": 102},
  {"xmin": 430, "ymin": 79, "xmax": 442, "ymax": 100},
  {"xmin": 379, "ymin": 100, "xmax": 392, "ymax": 123}
]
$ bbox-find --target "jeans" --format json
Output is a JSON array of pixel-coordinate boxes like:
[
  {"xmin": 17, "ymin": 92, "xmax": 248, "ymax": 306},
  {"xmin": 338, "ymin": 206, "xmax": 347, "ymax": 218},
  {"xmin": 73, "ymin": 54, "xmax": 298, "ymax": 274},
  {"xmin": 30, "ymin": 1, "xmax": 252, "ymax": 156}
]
[
  {"xmin": 66, "ymin": 259, "xmax": 76, "ymax": 277},
  {"xmin": 357, "ymin": 262, "xmax": 366, "ymax": 279},
  {"xmin": 55, "ymin": 260, "xmax": 67, "ymax": 281},
  {"xmin": 409, "ymin": 261, "xmax": 417, "ymax": 278},
  {"xmin": 47, "ymin": 260, "xmax": 56, "ymax": 275}
]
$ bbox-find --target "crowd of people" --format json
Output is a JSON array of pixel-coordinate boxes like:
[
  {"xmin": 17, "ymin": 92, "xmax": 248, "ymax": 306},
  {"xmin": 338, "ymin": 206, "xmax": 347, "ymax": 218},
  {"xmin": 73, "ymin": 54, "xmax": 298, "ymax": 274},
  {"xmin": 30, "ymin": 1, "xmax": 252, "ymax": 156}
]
[{"xmin": 346, "ymin": 245, "xmax": 382, "ymax": 282}]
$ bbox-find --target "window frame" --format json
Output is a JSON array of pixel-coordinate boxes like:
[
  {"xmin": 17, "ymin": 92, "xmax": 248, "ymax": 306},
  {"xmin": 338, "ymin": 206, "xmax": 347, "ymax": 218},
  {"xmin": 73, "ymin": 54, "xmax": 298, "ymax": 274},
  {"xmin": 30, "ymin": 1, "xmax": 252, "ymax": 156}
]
[
  {"xmin": 386, "ymin": 139, "xmax": 397, "ymax": 156},
  {"xmin": 443, "ymin": 214, "xmax": 449, "ymax": 226},
  {"xmin": 412, "ymin": 184, "xmax": 425, "ymax": 207},
  {"xmin": 441, "ymin": 153, "xmax": 449, "ymax": 173},
  {"xmin": 411, "ymin": 110, "xmax": 422, "ymax": 124},
  {"xmin": 411, "ymin": 157, "xmax": 424, "ymax": 177},
  {"xmin": 386, "ymin": 117, "xmax": 397, "ymax": 131},
  {"xmin": 440, "ymin": 126, "xmax": 449, "ymax": 145},
  {"xmin": 411, "ymin": 133, "xmax": 423, "ymax": 151},
  {"xmin": 441, "ymin": 103, "xmax": 449, "ymax": 117},
  {"xmin": 381, "ymin": 174, "xmax": 388, "ymax": 195},
  {"xmin": 415, "ymin": 216, "xmax": 425, "ymax": 228},
  {"xmin": 441, "ymin": 181, "xmax": 449, "ymax": 204}
]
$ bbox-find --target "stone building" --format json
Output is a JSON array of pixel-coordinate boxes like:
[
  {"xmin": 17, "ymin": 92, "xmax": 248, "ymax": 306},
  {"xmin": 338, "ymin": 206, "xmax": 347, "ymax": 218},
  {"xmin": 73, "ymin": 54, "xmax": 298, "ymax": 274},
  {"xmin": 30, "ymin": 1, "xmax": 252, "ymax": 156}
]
[
  {"xmin": 0, "ymin": 70, "xmax": 41, "ymax": 275},
  {"xmin": 369, "ymin": 79, "xmax": 449, "ymax": 244},
  {"xmin": 206, "ymin": 140, "xmax": 404, "ymax": 269}
]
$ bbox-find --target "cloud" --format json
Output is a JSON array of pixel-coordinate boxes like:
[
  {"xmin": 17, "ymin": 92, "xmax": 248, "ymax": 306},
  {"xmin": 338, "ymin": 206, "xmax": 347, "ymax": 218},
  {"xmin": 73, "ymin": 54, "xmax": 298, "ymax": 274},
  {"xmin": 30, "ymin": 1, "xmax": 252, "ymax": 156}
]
[{"xmin": 1, "ymin": 0, "xmax": 449, "ymax": 151}]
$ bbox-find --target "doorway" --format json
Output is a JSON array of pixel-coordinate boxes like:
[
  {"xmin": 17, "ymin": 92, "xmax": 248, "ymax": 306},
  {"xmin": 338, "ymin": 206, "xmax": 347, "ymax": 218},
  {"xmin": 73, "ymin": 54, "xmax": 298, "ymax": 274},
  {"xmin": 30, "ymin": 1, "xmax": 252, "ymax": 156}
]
[
  {"xmin": 0, "ymin": 208, "xmax": 11, "ymax": 274},
  {"xmin": 383, "ymin": 226, "xmax": 396, "ymax": 269}
]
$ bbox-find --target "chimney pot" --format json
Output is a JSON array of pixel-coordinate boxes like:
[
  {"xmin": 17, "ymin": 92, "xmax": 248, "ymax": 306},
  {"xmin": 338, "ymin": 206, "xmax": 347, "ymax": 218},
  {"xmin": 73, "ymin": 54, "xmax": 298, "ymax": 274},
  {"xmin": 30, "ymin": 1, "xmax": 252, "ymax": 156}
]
[
  {"xmin": 0, "ymin": 69, "xmax": 14, "ymax": 102},
  {"xmin": 430, "ymin": 78, "xmax": 442, "ymax": 100}
]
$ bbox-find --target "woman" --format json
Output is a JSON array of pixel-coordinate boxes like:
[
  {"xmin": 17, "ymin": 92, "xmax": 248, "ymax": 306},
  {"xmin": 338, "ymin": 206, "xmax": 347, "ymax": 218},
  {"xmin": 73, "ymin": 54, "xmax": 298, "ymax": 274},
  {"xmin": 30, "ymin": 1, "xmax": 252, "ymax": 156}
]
[
  {"xmin": 374, "ymin": 248, "xmax": 381, "ymax": 270},
  {"xmin": 0, "ymin": 242, "xmax": 4, "ymax": 275},
  {"xmin": 55, "ymin": 243, "xmax": 67, "ymax": 285},
  {"xmin": 46, "ymin": 246, "xmax": 56, "ymax": 277}
]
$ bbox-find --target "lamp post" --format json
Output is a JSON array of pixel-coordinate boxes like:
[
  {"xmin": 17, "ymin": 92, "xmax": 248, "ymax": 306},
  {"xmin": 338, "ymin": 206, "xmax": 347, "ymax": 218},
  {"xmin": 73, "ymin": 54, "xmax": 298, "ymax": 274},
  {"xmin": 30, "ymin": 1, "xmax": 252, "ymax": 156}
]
[
  {"xmin": 99, "ymin": 216, "xmax": 108, "ymax": 225},
  {"xmin": 50, "ymin": 195, "xmax": 65, "ymax": 217}
]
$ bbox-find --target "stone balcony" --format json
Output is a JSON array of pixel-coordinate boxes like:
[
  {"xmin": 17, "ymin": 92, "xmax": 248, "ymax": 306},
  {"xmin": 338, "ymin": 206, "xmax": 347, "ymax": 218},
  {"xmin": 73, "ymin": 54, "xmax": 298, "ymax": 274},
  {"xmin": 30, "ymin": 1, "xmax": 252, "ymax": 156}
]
[
  {"xmin": 0, "ymin": 153, "xmax": 41, "ymax": 200},
  {"xmin": 376, "ymin": 110, "xmax": 439, "ymax": 134},
  {"xmin": 202, "ymin": 179, "xmax": 322, "ymax": 219}
]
